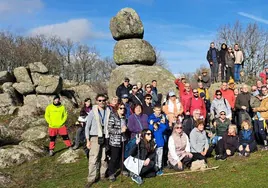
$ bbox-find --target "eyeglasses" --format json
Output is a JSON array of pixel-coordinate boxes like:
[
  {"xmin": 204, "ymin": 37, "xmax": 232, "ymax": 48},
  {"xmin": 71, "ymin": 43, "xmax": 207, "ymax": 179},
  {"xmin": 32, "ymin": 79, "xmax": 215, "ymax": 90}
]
[
  {"xmin": 175, "ymin": 127, "xmax": 183, "ymax": 129},
  {"xmin": 119, "ymin": 107, "xmax": 125, "ymax": 110},
  {"xmin": 145, "ymin": 133, "xmax": 152, "ymax": 136},
  {"xmin": 145, "ymin": 98, "xmax": 152, "ymax": 100},
  {"xmin": 98, "ymin": 99, "xmax": 106, "ymax": 102},
  {"xmin": 124, "ymin": 80, "xmax": 129, "ymax": 83}
]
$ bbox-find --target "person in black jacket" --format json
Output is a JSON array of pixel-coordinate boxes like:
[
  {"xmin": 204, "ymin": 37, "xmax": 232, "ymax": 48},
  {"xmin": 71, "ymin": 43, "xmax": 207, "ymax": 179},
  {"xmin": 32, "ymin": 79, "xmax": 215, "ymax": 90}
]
[
  {"xmin": 129, "ymin": 84, "xmax": 144, "ymax": 106},
  {"xmin": 130, "ymin": 129, "xmax": 156, "ymax": 185},
  {"xmin": 116, "ymin": 77, "xmax": 132, "ymax": 99},
  {"xmin": 207, "ymin": 42, "xmax": 220, "ymax": 83},
  {"xmin": 238, "ymin": 120, "xmax": 257, "ymax": 157},
  {"xmin": 142, "ymin": 94, "xmax": 154, "ymax": 116},
  {"xmin": 182, "ymin": 109, "xmax": 200, "ymax": 137},
  {"xmin": 219, "ymin": 43, "xmax": 228, "ymax": 82}
]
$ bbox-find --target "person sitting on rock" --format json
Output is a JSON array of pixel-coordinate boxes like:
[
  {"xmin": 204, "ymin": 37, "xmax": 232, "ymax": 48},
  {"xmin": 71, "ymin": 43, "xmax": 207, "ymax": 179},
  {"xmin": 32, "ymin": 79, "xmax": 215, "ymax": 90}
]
[{"xmin": 45, "ymin": 94, "xmax": 72, "ymax": 156}]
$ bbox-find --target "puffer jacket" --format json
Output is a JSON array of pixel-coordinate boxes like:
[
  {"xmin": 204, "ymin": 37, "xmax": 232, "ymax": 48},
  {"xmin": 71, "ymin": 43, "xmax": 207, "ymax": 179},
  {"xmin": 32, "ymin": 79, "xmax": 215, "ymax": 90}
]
[{"xmin": 108, "ymin": 112, "xmax": 126, "ymax": 147}]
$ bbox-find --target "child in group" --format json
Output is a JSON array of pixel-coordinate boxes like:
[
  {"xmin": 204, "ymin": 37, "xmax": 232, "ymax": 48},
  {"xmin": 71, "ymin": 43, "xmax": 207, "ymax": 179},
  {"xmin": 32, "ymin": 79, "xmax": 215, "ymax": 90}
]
[
  {"xmin": 148, "ymin": 105, "xmax": 168, "ymax": 176},
  {"xmin": 238, "ymin": 120, "xmax": 257, "ymax": 157}
]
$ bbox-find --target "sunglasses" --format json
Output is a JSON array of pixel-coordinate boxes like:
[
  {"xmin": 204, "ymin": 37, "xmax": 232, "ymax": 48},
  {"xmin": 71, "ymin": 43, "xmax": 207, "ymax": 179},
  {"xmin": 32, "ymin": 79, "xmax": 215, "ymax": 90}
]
[
  {"xmin": 216, "ymin": 94, "xmax": 222, "ymax": 96},
  {"xmin": 133, "ymin": 87, "xmax": 138, "ymax": 89},
  {"xmin": 193, "ymin": 92, "xmax": 198, "ymax": 94},
  {"xmin": 175, "ymin": 127, "xmax": 183, "ymax": 129},
  {"xmin": 98, "ymin": 99, "xmax": 106, "ymax": 102},
  {"xmin": 119, "ymin": 107, "xmax": 125, "ymax": 110},
  {"xmin": 145, "ymin": 133, "xmax": 152, "ymax": 136},
  {"xmin": 220, "ymin": 113, "xmax": 226, "ymax": 115},
  {"xmin": 146, "ymin": 98, "xmax": 152, "ymax": 100}
]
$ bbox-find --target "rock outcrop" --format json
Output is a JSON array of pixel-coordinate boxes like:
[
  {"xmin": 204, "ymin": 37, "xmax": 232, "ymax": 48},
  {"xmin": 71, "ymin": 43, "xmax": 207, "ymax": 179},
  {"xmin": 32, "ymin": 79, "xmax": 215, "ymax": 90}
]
[
  {"xmin": 28, "ymin": 62, "xmax": 48, "ymax": 73},
  {"xmin": 36, "ymin": 75, "xmax": 62, "ymax": 94},
  {"xmin": 13, "ymin": 67, "xmax": 32, "ymax": 83},
  {"xmin": 13, "ymin": 82, "xmax": 35, "ymax": 95},
  {"xmin": 0, "ymin": 71, "xmax": 15, "ymax": 85}
]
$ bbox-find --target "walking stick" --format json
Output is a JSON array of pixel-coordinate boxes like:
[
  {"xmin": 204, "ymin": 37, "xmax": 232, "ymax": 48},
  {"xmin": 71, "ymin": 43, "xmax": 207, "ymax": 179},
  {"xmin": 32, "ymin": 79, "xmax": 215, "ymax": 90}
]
[{"xmin": 120, "ymin": 133, "xmax": 125, "ymax": 182}]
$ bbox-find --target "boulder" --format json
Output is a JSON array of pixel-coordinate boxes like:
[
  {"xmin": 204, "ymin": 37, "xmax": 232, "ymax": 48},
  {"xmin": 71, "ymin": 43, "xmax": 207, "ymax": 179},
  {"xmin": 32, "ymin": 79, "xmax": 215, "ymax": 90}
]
[
  {"xmin": 0, "ymin": 93, "xmax": 14, "ymax": 107},
  {"xmin": 18, "ymin": 95, "xmax": 74, "ymax": 116},
  {"xmin": 9, "ymin": 116, "xmax": 38, "ymax": 130},
  {"xmin": 35, "ymin": 75, "xmax": 62, "ymax": 94},
  {"xmin": 63, "ymin": 79, "xmax": 79, "ymax": 88},
  {"xmin": 108, "ymin": 65, "xmax": 176, "ymax": 98},
  {"xmin": 66, "ymin": 84, "xmax": 97, "ymax": 104},
  {"xmin": 110, "ymin": 8, "xmax": 144, "ymax": 40},
  {"xmin": 0, "ymin": 172, "xmax": 17, "ymax": 188},
  {"xmin": 13, "ymin": 82, "xmax": 35, "ymax": 95},
  {"xmin": 113, "ymin": 39, "xmax": 156, "ymax": 65},
  {"xmin": 2, "ymin": 82, "xmax": 23, "ymax": 106},
  {"xmin": 13, "ymin": 66, "xmax": 32, "ymax": 83},
  {"xmin": 0, "ymin": 145, "xmax": 37, "ymax": 168},
  {"xmin": 19, "ymin": 141, "xmax": 47, "ymax": 155},
  {"xmin": 28, "ymin": 62, "xmax": 48, "ymax": 73},
  {"xmin": 57, "ymin": 149, "xmax": 83, "ymax": 164},
  {"xmin": 21, "ymin": 126, "xmax": 47, "ymax": 142},
  {"xmin": 31, "ymin": 72, "xmax": 41, "ymax": 86},
  {"xmin": 0, "ymin": 125, "xmax": 22, "ymax": 146},
  {"xmin": 0, "ymin": 71, "xmax": 15, "ymax": 85}
]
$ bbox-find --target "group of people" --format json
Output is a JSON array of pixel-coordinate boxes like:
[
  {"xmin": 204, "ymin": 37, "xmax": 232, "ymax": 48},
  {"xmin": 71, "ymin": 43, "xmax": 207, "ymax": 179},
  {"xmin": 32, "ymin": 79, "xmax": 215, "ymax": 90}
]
[{"xmin": 43, "ymin": 43, "xmax": 268, "ymax": 187}]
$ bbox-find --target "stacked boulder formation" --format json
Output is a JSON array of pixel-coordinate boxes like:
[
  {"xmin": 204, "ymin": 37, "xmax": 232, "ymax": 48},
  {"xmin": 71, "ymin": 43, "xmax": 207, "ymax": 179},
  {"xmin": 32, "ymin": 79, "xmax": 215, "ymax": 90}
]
[{"xmin": 108, "ymin": 8, "xmax": 176, "ymax": 98}]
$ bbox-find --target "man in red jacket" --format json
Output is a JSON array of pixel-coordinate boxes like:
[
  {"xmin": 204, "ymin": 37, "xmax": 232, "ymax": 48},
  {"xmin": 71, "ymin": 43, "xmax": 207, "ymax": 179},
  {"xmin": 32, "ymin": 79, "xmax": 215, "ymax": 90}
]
[
  {"xmin": 190, "ymin": 89, "xmax": 206, "ymax": 119},
  {"xmin": 220, "ymin": 82, "xmax": 235, "ymax": 109},
  {"xmin": 259, "ymin": 65, "xmax": 268, "ymax": 85},
  {"xmin": 180, "ymin": 83, "xmax": 193, "ymax": 115},
  {"xmin": 174, "ymin": 75, "xmax": 186, "ymax": 97}
]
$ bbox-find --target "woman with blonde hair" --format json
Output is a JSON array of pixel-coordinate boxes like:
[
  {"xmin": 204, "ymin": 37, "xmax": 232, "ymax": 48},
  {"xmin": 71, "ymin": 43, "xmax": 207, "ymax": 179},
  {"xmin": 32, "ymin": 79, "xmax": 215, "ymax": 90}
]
[{"xmin": 238, "ymin": 120, "xmax": 257, "ymax": 157}]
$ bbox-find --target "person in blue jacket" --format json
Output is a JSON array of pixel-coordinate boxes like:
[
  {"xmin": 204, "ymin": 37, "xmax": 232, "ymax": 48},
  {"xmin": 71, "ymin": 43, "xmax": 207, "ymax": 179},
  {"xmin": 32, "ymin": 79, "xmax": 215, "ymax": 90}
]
[{"xmin": 148, "ymin": 105, "xmax": 168, "ymax": 176}]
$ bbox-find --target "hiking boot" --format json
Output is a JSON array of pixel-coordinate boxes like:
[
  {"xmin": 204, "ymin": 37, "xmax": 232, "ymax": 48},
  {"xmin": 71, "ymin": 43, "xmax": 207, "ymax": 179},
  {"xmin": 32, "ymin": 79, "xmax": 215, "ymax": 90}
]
[
  {"xmin": 49, "ymin": 150, "xmax": 54, "ymax": 156},
  {"xmin": 156, "ymin": 170, "xmax": 163, "ymax": 176},
  {"xmin": 108, "ymin": 174, "xmax": 116, "ymax": 182},
  {"xmin": 85, "ymin": 181, "xmax": 94, "ymax": 188},
  {"xmin": 131, "ymin": 174, "xmax": 143, "ymax": 185}
]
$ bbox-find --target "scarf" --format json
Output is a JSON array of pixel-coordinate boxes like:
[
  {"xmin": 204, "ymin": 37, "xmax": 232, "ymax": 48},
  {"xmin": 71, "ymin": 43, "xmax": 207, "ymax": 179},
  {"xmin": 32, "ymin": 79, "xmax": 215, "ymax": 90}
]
[
  {"xmin": 92, "ymin": 105, "xmax": 111, "ymax": 138},
  {"xmin": 168, "ymin": 99, "xmax": 181, "ymax": 114}
]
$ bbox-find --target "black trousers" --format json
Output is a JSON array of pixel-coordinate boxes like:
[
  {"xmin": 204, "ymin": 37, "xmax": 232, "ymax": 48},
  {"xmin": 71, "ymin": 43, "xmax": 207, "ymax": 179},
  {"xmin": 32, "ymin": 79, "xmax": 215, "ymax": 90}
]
[
  {"xmin": 215, "ymin": 139, "xmax": 236, "ymax": 157},
  {"xmin": 108, "ymin": 146, "xmax": 121, "ymax": 176},
  {"xmin": 226, "ymin": 67, "xmax": 234, "ymax": 82},
  {"xmin": 140, "ymin": 161, "xmax": 156, "ymax": 178},
  {"xmin": 170, "ymin": 156, "xmax": 192, "ymax": 171}
]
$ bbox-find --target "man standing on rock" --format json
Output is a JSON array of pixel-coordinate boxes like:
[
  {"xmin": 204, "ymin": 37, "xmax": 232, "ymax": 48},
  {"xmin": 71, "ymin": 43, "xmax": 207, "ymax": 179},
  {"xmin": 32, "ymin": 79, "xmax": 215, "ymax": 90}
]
[
  {"xmin": 207, "ymin": 42, "xmax": 220, "ymax": 83},
  {"xmin": 85, "ymin": 94, "xmax": 111, "ymax": 187},
  {"xmin": 45, "ymin": 94, "xmax": 72, "ymax": 156}
]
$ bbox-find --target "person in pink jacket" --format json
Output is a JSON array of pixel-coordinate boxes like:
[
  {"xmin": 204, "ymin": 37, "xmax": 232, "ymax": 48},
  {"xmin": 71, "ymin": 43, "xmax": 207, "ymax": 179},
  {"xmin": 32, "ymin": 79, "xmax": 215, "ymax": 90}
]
[{"xmin": 259, "ymin": 65, "xmax": 268, "ymax": 85}]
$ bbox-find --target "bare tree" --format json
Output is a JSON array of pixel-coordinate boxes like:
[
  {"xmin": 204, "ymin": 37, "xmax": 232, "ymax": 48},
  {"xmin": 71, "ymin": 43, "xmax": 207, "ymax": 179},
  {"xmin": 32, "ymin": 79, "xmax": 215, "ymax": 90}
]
[{"xmin": 153, "ymin": 47, "xmax": 169, "ymax": 69}]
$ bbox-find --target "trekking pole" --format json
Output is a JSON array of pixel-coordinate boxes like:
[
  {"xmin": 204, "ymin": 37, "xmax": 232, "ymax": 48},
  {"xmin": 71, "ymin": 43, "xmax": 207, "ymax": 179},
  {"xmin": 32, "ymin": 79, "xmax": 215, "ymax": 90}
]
[
  {"xmin": 121, "ymin": 133, "xmax": 125, "ymax": 183},
  {"xmin": 136, "ymin": 134, "xmax": 140, "ymax": 185}
]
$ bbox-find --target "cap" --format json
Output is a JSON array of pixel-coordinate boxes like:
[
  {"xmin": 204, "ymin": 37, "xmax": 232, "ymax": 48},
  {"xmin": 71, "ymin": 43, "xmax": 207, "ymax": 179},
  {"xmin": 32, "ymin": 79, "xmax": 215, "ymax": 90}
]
[
  {"xmin": 53, "ymin": 94, "xmax": 60, "ymax": 100},
  {"xmin": 168, "ymin": 91, "xmax": 176, "ymax": 97},
  {"xmin": 200, "ymin": 92, "xmax": 206, "ymax": 98},
  {"xmin": 124, "ymin": 77, "xmax": 130, "ymax": 82},
  {"xmin": 121, "ymin": 94, "xmax": 129, "ymax": 99},
  {"xmin": 78, "ymin": 116, "xmax": 87, "ymax": 122}
]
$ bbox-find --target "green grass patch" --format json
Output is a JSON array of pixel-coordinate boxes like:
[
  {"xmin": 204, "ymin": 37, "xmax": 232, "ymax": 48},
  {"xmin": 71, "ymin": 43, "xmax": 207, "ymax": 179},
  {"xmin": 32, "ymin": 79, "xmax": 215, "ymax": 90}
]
[{"xmin": 3, "ymin": 141, "xmax": 268, "ymax": 188}]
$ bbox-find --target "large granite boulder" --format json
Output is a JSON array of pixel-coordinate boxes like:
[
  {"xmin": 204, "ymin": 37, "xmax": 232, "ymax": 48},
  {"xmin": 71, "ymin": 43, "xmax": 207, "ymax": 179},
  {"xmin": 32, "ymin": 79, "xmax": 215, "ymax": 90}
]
[
  {"xmin": 63, "ymin": 79, "xmax": 79, "ymax": 88},
  {"xmin": 108, "ymin": 65, "xmax": 176, "ymax": 98},
  {"xmin": 21, "ymin": 126, "xmax": 47, "ymax": 142},
  {"xmin": 0, "ymin": 93, "xmax": 14, "ymax": 107},
  {"xmin": 57, "ymin": 149, "xmax": 83, "ymax": 164},
  {"xmin": 114, "ymin": 39, "xmax": 156, "ymax": 65},
  {"xmin": 18, "ymin": 95, "xmax": 74, "ymax": 116},
  {"xmin": 35, "ymin": 75, "xmax": 62, "ymax": 94},
  {"xmin": 110, "ymin": 8, "xmax": 144, "ymax": 40},
  {"xmin": 0, "ymin": 71, "xmax": 15, "ymax": 85},
  {"xmin": 31, "ymin": 72, "xmax": 41, "ymax": 86},
  {"xmin": 28, "ymin": 62, "xmax": 48, "ymax": 73},
  {"xmin": 66, "ymin": 84, "xmax": 97, "ymax": 105},
  {"xmin": 13, "ymin": 82, "xmax": 35, "ymax": 95},
  {"xmin": 13, "ymin": 66, "xmax": 32, "ymax": 83},
  {"xmin": 2, "ymin": 82, "xmax": 23, "ymax": 106},
  {"xmin": 0, "ymin": 146, "xmax": 37, "ymax": 168},
  {"xmin": 19, "ymin": 141, "xmax": 47, "ymax": 155}
]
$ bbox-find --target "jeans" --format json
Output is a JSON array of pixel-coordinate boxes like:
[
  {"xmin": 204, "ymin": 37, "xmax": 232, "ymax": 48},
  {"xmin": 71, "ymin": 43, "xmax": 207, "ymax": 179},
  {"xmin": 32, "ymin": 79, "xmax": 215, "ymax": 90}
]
[
  {"xmin": 211, "ymin": 136, "xmax": 222, "ymax": 145},
  {"xmin": 74, "ymin": 126, "xmax": 85, "ymax": 146},
  {"xmin": 210, "ymin": 61, "xmax": 219, "ymax": 82},
  {"xmin": 234, "ymin": 64, "xmax": 241, "ymax": 82},
  {"xmin": 155, "ymin": 147, "xmax": 163, "ymax": 170}
]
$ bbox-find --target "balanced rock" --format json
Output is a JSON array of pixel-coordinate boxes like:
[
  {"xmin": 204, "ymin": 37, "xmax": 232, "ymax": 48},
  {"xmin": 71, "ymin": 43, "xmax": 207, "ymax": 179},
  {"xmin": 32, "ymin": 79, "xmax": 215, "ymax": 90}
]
[
  {"xmin": 110, "ymin": 8, "xmax": 144, "ymax": 40},
  {"xmin": 0, "ymin": 71, "xmax": 15, "ymax": 85},
  {"xmin": 114, "ymin": 39, "xmax": 156, "ymax": 65},
  {"xmin": 13, "ymin": 82, "xmax": 35, "ymax": 95},
  {"xmin": 108, "ymin": 65, "xmax": 176, "ymax": 97},
  {"xmin": 29, "ymin": 62, "xmax": 48, "ymax": 73},
  {"xmin": 36, "ymin": 75, "xmax": 62, "ymax": 94},
  {"xmin": 13, "ymin": 66, "xmax": 32, "ymax": 83}
]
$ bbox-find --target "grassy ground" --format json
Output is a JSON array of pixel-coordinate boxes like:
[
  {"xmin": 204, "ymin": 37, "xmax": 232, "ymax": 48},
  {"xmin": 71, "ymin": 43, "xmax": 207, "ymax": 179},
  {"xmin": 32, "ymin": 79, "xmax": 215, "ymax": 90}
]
[{"xmin": 2, "ymin": 141, "xmax": 268, "ymax": 188}]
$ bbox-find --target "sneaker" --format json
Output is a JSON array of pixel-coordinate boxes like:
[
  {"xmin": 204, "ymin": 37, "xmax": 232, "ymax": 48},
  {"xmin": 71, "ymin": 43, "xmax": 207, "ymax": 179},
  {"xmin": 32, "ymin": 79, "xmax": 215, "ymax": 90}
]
[
  {"xmin": 131, "ymin": 174, "xmax": 143, "ymax": 185},
  {"xmin": 244, "ymin": 152, "xmax": 250, "ymax": 157},
  {"xmin": 156, "ymin": 170, "xmax": 163, "ymax": 176},
  {"xmin": 215, "ymin": 155, "xmax": 220, "ymax": 160},
  {"xmin": 72, "ymin": 145, "xmax": 79, "ymax": 150},
  {"xmin": 122, "ymin": 170, "xmax": 129, "ymax": 177},
  {"xmin": 108, "ymin": 175, "xmax": 116, "ymax": 182},
  {"xmin": 49, "ymin": 150, "xmax": 54, "ymax": 156},
  {"xmin": 238, "ymin": 152, "xmax": 243, "ymax": 156}
]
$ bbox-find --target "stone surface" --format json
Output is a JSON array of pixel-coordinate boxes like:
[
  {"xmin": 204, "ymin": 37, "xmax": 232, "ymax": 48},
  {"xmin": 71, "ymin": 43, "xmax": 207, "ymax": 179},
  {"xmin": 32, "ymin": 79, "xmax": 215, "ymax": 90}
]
[
  {"xmin": 9, "ymin": 116, "xmax": 38, "ymax": 130},
  {"xmin": 19, "ymin": 141, "xmax": 47, "ymax": 155},
  {"xmin": 0, "ymin": 172, "xmax": 17, "ymax": 188},
  {"xmin": 35, "ymin": 75, "xmax": 62, "ymax": 94},
  {"xmin": 13, "ymin": 82, "xmax": 35, "ymax": 95},
  {"xmin": 67, "ymin": 84, "xmax": 97, "ymax": 105},
  {"xmin": 57, "ymin": 149, "xmax": 82, "ymax": 164},
  {"xmin": 113, "ymin": 39, "xmax": 156, "ymax": 65},
  {"xmin": 0, "ymin": 71, "xmax": 15, "ymax": 85},
  {"xmin": 21, "ymin": 126, "xmax": 47, "ymax": 142},
  {"xmin": 63, "ymin": 79, "xmax": 79, "ymax": 88},
  {"xmin": 110, "ymin": 8, "xmax": 144, "ymax": 40},
  {"xmin": 31, "ymin": 72, "xmax": 41, "ymax": 86},
  {"xmin": 29, "ymin": 62, "xmax": 48, "ymax": 73},
  {"xmin": 0, "ymin": 145, "xmax": 37, "ymax": 168},
  {"xmin": 13, "ymin": 66, "xmax": 32, "ymax": 83},
  {"xmin": 18, "ymin": 95, "xmax": 74, "ymax": 116},
  {"xmin": 108, "ymin": 65, "xmax": 176, "ymax": 98},
  {"xmin": 2, "ymin": 82, "xmax": 23, "ymax": 106}
]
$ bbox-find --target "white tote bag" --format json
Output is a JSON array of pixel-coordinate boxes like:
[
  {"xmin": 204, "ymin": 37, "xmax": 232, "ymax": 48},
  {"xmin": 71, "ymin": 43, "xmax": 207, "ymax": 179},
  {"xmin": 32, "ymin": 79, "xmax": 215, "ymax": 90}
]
[{"xmin": 124, "ymin": 156, "xmax": 144, "ymax": 175}]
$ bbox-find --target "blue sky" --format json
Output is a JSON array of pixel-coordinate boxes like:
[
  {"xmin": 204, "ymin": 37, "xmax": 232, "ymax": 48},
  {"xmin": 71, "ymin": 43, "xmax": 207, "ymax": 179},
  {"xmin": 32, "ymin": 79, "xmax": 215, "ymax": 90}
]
[{"xmin": 1, "ymin": 0, "xmax": 268, "ymax": 73}]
